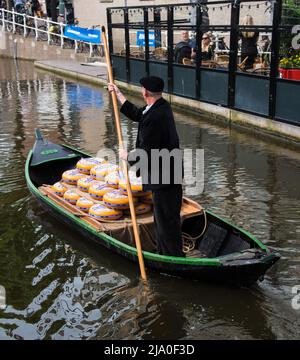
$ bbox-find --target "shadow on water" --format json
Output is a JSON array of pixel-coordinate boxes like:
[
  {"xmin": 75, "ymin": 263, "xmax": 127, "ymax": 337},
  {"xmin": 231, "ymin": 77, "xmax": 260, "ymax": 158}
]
[{"xmin": 0, "ymin": 59, "xmax": 300, "ymax": 339}]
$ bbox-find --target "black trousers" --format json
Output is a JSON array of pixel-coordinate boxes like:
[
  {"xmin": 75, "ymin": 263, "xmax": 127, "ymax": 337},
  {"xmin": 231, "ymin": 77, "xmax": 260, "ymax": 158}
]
[{"xmin": 152, "ymin": 185, "xmax": 184, "ymax": 257}]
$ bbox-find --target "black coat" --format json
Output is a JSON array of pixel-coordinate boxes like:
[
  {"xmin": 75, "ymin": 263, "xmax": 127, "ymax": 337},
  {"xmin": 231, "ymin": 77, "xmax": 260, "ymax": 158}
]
[
  {"xmin": 174, "ymin": 41, "xmax": 192, "ymax": 64},
  {"xmin": 240, "ymin": 32, "xmax": 259, "ymax": 56},
  {"xmin": 120, "ymin": 98, "xmax": 183, "ymax": 191}
]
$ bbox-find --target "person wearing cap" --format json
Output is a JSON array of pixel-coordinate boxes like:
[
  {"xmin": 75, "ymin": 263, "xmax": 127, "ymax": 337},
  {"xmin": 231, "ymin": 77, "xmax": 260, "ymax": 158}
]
[{"xmin": 108, "ymin": 76, "xmax": 184, "ymax": 257}]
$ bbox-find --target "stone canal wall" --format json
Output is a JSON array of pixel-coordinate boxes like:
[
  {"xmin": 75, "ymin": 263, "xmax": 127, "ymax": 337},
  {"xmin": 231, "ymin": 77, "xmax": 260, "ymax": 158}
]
[
  {"xmin": 34, "ymin": 59, "xmax": 300, "ymax": 144},
  {"xmin": 0, "ymin": 30, "xmax": 87, "ymax": 62}
]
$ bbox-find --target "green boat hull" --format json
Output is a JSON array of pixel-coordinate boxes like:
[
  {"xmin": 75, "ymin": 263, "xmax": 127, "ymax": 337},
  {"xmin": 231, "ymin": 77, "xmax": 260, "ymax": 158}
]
[{"xmin": 25, "ymin": 133, "xmax": 280, "ymax": 287}]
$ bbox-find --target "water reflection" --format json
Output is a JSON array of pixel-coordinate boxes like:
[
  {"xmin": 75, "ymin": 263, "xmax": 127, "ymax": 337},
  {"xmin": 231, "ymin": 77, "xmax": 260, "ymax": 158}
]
[{"xmin": 0, "ymin": 59, "xmax": 300, "ymax": 339}]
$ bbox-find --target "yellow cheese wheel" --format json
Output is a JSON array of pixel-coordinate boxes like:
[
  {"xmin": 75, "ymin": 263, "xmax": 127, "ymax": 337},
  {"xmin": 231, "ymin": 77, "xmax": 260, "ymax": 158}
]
[
  {"xmin": 90, "ymin": 163, "xmax": 120, "ymax": 181},
  {"xmin": 77, "ymin": 176, "xmax": 94, "ymax": 192},
  {"xmin": 63, "ymin": 189, "xmax": 80, "ymax": 204},
  {"xmin": 90, "ymin": 180, "xmax": 106, "ymax": 188},
  {"xmin": 62, "ymin": 169, "xmax": 86, "ymax": 185},
  {"xmin": 120, "ymin": 188, "xmax": 150, "ymax": 197},
  {"xmin": 140, "ymin": 192, "xmax": 152, "ymax": 204},
  {"xmin": 76, "ymin": 197, "xmax": 94, "ymax": 212},
  {"xmin": 88, "ymin": 184, "xmax": 114, "ymax": 200},
  {"xmin": 89, "ymin": 203, "xmax": 123, "ymax": 221},
  {"xmin": 76, "ymin": 157, "xmax": 105, "ymax": 174},
  {"xmin": 124, "ymin": 202, "xmax": 152, "ymax": 216},
  {"xmin": 103, "ymin": 189, "xmax": 138, "ymax": 210},
  {"xmin": 52, "ymin": 182, "xmax": 67, "ymax": 197},
  {"xmin": 118, "ymin": 172, "xmax": 148, "ymax": 196},
  {"xmin": 105, "ymin": 171, "xmax": 121, "ymax": 188}
]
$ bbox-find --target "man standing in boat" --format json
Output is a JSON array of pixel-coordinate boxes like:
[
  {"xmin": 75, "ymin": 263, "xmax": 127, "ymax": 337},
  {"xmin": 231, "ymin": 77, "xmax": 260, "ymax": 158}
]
[{"xmin": 108, "ymin": 77, "xmax": 184, "ymax": 257}]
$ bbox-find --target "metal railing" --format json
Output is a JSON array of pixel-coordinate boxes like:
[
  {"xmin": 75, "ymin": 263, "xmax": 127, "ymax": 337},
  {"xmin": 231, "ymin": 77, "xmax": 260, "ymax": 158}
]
[{"xmin": 0, "ymin": 7, "xmax": 102, "ymax": 58}]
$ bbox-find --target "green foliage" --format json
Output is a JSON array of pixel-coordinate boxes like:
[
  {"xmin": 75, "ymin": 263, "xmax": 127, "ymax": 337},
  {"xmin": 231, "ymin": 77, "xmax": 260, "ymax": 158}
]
[
  {"xmin": 280, "ymin": 1, "xmax": 300, "ymax": 57},
  {"xmin": 280, "ymin": 51, "xmax": 300, "ymax": 68},
  {"xmin": 281, "ymin": 0, "xmax": 300, "ymax": 26}
]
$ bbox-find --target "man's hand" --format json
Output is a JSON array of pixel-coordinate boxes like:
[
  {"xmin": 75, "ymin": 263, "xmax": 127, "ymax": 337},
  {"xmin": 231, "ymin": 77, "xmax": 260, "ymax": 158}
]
[
  {"xmin": 119, "ymin": 149, "xmax": 128, "ymax": 161},
  {"xmin": 107, "ymin": 83, "xmax": 127, "ymax": 105},
  {"xmin": 108, "ymin": 83, "xmax": 120, "ymax": 93}
]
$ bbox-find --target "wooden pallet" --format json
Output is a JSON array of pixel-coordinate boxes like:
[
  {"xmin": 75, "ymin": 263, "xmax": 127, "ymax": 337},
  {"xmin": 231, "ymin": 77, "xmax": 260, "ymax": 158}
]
[
  {"xmin": 39, "ymin": 186, "xmax": 105, "ymax": 231},
  {"xmin": 39, "ymin": 185, "xmax": 203, "ymax": 234}
]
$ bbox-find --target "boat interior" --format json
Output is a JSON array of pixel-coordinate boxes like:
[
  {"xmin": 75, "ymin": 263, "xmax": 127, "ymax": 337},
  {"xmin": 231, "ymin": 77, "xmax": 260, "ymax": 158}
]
[{"xmin": 30, "ymin": 154, "xmax": 256, "ymax": 259}]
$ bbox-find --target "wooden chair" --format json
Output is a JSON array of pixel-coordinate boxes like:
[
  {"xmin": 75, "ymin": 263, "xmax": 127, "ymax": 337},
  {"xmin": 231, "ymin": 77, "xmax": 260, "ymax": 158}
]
[
  {"xmin": 237, "ymin": 56, "xmax": 249, "ymax": 71},
  {"xmin": 131, "ymin": 49, "xmax": 144, "ymax": 58},
  {"xmin": 215, "ymin": 55, "xmax": 229, "ymax": 68},
  {"xmin": 216, "ymin": 54, "xmax": 229, "ymax": 63},
  {"xmin": 250, "ymin": 60, "xmax": 270, "ymax": 76},
  {"xmin": 237, "ymin": 56, "xmax": 270, "ymax": 75},
  {"xmin": 119, "ymin": 48, "xmax": 144, "ymax": 58},
  {"xmin": 119, "ymin": 49, "xmax": 126, "ymax": 56},
  {"xmin": 183, "ymin": 58, "xmax": 193, "ymax": 65},
  {"xmin": 153, "ymin": 47, "xmax": 167, "ymax": 60},
  {"xmin": 251, "ymin": 67, "xmax": 270, "ymax": 76},
  {"xmin": 202, "ymin": 60, "xmax": 219, "ymax": 69}
]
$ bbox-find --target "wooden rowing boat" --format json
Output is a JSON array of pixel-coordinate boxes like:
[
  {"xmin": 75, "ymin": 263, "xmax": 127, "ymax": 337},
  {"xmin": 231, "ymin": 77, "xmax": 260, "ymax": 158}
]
[{"xmin": 25, "ymin": 130, "xmax": 280, "ymax": 287}]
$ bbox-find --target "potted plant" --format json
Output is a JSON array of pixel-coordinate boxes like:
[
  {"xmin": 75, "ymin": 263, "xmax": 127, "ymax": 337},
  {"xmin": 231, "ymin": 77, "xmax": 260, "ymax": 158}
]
[{"xmin": 279, "ymin": 52, "xmax": 300, "ymax": 80}]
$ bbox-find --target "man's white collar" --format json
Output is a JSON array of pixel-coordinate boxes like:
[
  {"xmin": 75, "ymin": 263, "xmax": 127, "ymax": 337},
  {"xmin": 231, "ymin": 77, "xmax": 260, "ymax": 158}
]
[{"xmin": 142, "ymin": 103, "xmax": 154, "ymax": 115}]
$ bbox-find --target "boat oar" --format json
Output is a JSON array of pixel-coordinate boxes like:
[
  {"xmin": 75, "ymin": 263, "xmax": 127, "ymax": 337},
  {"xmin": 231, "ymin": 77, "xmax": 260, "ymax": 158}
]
[{"xmin": 101, "ymin": 26, "xmax": 147, "ymax": 282}]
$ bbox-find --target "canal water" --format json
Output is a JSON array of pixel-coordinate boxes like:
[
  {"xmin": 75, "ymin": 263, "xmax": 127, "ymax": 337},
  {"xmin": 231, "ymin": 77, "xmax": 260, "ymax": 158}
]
[{"xmin": 0, "ymin": 59, "xmax": 300, "ymax": 340}]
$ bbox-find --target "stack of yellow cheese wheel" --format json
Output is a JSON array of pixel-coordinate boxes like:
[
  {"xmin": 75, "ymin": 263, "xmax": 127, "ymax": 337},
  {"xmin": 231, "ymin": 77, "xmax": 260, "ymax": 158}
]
[
  {"xmin": 63, "ymin": 189, "xmax": 80, "ymax": 204},
  {"xmin": 52, "ymin": 182, "xmax": 67, "ymax": 197},
  {"xmin": 119, "ymin": 172, "xmax": 148, "ymax": 197},
  {"xmin": 103, "ymin": 189, "xmax": 138, "ymax": 210},
  {"xmin": 88, "ymin": 183, "xmax": 114, "ymax": 200},
  {"xmin": 76, "ymin": 197, "xmax": 94, "ymax": 212},
  {"xmin": 105, "ymin": 171, "xmax": 121, "ymax": 189},
  {"xmin": 90, "ymin": 163, "xmax": 120, "ymax": 181},
  {"xmin": 62, "ymin": 169, "xmax": 86, "ymax": 185},
  {"xmin": 89, "ymin": 203, "xmax": 123, "ymax": 221},
  {"xmin": 90, "ymin": 180, "xmax": 106, "ymax": 188},
  {"xmin": 140, "ymin": 192, "xmax": 152, "ymax": 204},
  {"xmin": 76, "ymin": 157, "xmax": 104, "ymax": 174},
  {"xmin": 124, "ymin": 202, "xmax": 152, "ymax": 216},
  {"xmin": 77, "ymin": 176, "xmax": 94, "ymax": 192}
]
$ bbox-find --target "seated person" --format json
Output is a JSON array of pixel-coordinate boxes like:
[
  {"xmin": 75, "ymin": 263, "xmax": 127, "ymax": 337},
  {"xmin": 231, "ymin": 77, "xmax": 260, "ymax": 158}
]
[
  {"xmin": 174, "ymin": 31, "xmax": 192, "ymax": 64},
  {"xmin": 191, "ymin": 33, "xmax": 215, "ymax": 62}
]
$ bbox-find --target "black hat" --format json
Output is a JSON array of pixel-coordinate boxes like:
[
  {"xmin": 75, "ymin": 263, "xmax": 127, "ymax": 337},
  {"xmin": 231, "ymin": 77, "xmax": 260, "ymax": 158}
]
[{"xmin": 140, "ymin": 76, "xmax": 164, "ymax": 93}]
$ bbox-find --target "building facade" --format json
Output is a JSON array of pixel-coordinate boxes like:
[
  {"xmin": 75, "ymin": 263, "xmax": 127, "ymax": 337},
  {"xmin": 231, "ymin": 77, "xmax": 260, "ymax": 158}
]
[
  {"xmin": 72, "ymin": 0, "xmax": 271, "ymax": 28},
  {"xmin": 72, "ymin": 0, "xmax": 180, "ymax": 28}
]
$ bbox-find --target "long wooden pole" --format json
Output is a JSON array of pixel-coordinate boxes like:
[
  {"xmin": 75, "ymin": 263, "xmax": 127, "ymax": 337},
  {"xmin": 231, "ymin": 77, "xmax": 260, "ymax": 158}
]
[{"xmin": 101, "ymin": 26, "xmax": 147, "ymax": 281}]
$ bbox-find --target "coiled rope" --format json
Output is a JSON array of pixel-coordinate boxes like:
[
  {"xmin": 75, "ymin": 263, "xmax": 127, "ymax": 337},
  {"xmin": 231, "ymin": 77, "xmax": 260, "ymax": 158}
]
[
  {"xmin": 93, "ymin": 208, "xmax": 207, "ymax": 255},
  {"xmin": 182, "ymin": 210, "xmax": 207, "ymax": 254}
]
